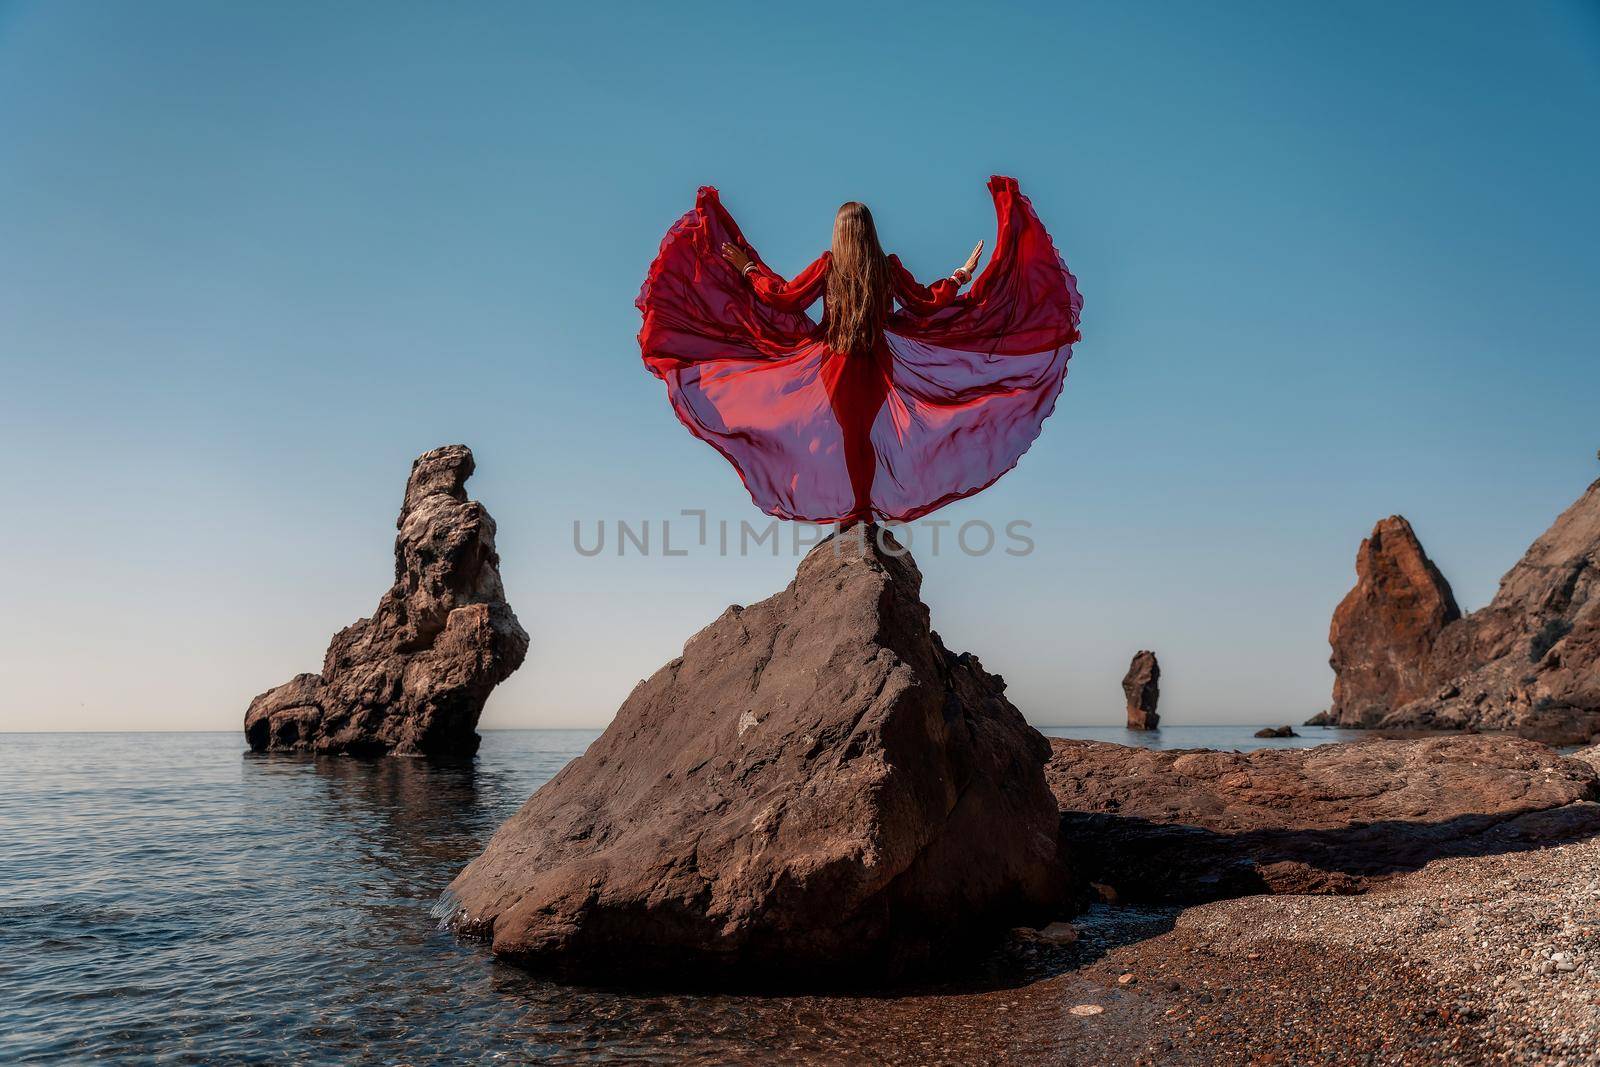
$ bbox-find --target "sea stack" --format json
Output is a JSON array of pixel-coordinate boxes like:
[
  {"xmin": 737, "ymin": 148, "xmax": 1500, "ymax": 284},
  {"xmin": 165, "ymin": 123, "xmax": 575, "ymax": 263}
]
[
  {"xmin": 244, "ymin": 445, "xmax": 529, "ymax": 757},
  {"xmin": 1122, "ymin": 650, "xmax": 1161, "ymax": 730},
  {"xmin": 1324, "ymin": 479, "xmax": 1600, "ymax": 744},
  {"xmin": 1326, "ymin": 516, "xmax": 1461, "ymax": 727},
  {"xmin": 445, "ymin": 528, "xmax": 1066, "ymax": 982}
]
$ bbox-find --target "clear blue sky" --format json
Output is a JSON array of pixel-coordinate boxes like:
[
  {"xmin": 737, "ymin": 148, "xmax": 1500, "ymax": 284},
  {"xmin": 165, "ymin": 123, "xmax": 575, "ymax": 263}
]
[{"xmin": 2, "ymin": 1, "xmax": 1597, "ymax": 731}]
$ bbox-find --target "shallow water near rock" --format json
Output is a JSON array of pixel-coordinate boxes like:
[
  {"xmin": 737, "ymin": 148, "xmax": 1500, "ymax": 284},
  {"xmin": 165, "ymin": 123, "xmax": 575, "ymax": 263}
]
[{"xmin": 0, "ymin": 727, "xmax": 1350, "ymax": 1063}]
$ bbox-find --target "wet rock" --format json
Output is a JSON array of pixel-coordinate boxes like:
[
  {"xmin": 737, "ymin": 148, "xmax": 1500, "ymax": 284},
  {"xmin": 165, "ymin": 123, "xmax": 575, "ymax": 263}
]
[
  {"xmin": 1327, "ymin": 517, "xmax": 1461, "ymax": 727},
  {"xmin": 1090, "ymin": 882, "xmax": 1119, "ymax": 905},
  {"xmin": 1046, "ymin": 735, "xmax": 1600, "ymax": 904},
  {"xmin": 446, "ymin": 528, "xmax": 1066, "ymax": 982},
  {"xmin": 1254, "ymin": 726, "xmax": 1298, "ymax": 738},
  {"xmin": 244, "ymin": 445, "xmax": 529, "ymax": 757},
  {"xmin": 1122, "ymin": 651, "xmax": 1161, "ymax": 730},
  {"xmin": 1013, "ymin": 922, "xmax": 1080, "ymax": 946}
]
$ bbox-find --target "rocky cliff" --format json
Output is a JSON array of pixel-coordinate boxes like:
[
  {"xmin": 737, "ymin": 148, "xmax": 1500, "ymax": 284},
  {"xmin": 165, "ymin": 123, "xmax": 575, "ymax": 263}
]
[
  {"xmin": 444, "ymin": 528, "xmax": 1065, "ymax": 983},
  {"xmin": 245, "ymin": 445, "xmax": 529, "ymax": 757},
  {"xmin": 1323, "ymin": 480, "xmax": 1600, "ymax": 744}
]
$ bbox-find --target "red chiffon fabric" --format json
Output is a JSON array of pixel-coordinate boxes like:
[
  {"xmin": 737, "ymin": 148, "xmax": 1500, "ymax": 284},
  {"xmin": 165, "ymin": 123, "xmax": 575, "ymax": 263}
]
[{"xmin": 637, "ymin": 175, "xmax": 1082, "ymax": 523}]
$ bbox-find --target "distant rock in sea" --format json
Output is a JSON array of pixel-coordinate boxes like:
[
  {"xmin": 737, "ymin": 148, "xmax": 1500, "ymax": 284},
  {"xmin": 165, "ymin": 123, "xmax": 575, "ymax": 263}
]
[
  {"xmin": 1253, "ymin": 725, "xmax": 1297, "ymax": 738},
  {"xmin": 244, "ymin": 445, "xmax": 529, "ymax": 757},
  {"xmin": 1122, "ymin": 650, "xmax": 1160, "ymax": 730},
  {"xmin": 444, "ymin": 528, "xmax": 1066, "ymax": 983},
  {"xmin": 1325, "ymin": 478, "xmax": 1600, "ymax": 745},
  {"xmin": 1046, "ymin": 734, "xmax": 1600, "ymax": 904}
]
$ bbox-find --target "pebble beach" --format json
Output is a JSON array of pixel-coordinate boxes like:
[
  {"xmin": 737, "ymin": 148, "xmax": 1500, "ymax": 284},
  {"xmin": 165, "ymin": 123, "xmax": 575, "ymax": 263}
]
[{"xmin": 1050, "ymin": 825, "xmax": 1600, "ymax": 1064}]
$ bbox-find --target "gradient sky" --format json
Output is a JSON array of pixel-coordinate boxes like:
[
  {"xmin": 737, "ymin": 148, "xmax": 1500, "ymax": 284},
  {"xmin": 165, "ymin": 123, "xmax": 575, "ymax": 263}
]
[{"xmin": 2, "ymin": 1, "xmax": 1597, "ymax": 732}]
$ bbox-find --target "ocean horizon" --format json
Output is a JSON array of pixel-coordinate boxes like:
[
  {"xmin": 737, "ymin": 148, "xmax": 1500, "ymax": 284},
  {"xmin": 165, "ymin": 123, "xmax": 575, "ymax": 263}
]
[{"xmin": 0, "ymin": 723, "xmax": 1350, "ymax": 746}]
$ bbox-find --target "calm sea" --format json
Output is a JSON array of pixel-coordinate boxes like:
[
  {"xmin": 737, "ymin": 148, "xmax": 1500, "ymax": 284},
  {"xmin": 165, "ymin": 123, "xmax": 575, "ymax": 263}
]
[{"xmin": 0, "ymin": 726, "xmax": 1351, "ymax": 1063}]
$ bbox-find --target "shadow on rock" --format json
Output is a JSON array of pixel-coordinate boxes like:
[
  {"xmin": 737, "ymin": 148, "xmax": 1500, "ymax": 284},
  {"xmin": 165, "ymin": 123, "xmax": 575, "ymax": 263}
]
[
  {"xmin": 1046, "ymin": 734, "xmax": 1600, "ymax": 905},
  {"xmin": 1060, "ymin": 802, "xmax": 1600, "ymax": 905}
]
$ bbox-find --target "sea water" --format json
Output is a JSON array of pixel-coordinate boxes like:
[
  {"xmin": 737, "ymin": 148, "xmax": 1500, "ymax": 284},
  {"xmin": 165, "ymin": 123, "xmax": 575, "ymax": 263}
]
[{"xmin": 0, "ymin": 726, "xmax": 1352, "ymax": 1062}]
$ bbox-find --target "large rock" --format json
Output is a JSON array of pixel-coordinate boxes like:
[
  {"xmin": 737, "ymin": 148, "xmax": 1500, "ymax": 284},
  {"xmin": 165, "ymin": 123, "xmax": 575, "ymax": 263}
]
[
  {"xmin": 244, "ymin": 445, "xmax": 529, "ymax": 757},
  {"xmin": 445, "ymin": 529, "xmax": 1065, "ymax": 982},
  {"xmin": 1325, "ymin": 480, "xmax": 1600, "ymax": 744},
  {"xmin": 1326, "ymin": 516, "xmax": 1461, "ymax": 727},
  {"xmin": 1122, "ymin": 650, "xmax": 1160, "ymax": 730},
  {"xmin": 1046, "ymin": 735, "xmax": 1600, "ymax": 903},
  {"xmin": 1389, "ymin": 480, "xmax": 1600, "ymax": 743}
]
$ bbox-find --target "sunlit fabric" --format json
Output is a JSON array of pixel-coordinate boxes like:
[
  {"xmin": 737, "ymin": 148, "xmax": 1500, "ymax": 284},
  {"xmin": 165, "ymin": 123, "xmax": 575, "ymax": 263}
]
[{"xmin": 637, "ymin": 176, "xmax": 1082, "ymax": 523}]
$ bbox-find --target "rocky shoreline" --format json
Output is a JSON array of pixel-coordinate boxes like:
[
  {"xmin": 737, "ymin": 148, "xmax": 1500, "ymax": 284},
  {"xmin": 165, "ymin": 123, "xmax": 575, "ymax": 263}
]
[
  {"xmin": 1051, "ymin": 828, "xmax": 1600, "ymax": 1064},
  {"xmin": 429, "ymin": 523, "xmax": 1600, "ymax": 1065},
  {"xmin": 1047, "ymin": 734, "xmax": 1600, "ymax": 903},
  {"xmin": 685, "ymin": 826, "xmax": 1600, "ymax": 1064},
  {"xmin": 235, "ymin": 452, "xmax": 1600, "ymax": 1060}
]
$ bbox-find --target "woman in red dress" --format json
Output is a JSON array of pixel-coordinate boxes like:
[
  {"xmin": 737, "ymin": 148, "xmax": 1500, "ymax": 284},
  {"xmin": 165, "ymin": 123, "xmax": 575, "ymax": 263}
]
[{"xmin": 636, "ymin": 176, "xmax": 1082, "ymax": 524}]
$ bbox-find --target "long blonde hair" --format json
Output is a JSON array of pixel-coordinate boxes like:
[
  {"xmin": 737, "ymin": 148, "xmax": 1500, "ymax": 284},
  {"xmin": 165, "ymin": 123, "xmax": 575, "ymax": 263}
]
[{"xmin": 825, "ymin": 201, "xmax": 891, "ymax": 355}]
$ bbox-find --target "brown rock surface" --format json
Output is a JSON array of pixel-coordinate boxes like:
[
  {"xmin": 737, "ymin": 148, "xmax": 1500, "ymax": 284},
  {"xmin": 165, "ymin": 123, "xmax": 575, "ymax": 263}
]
[
  {"xmin": 1046, "ymin": 735, "xmax": 1600, "ymax": 903},
  {"xmin": 1327, "ymin": 516, "xmax": 1461, "ymax": 727},
  {"xmin": 244, "ymin": 445, "xmax": 528, "ymax": 757},
  {"xmin": 445, "ymin": 529, "xmax": 1065, "ymax": 982},
  {"xmin": 1381, "ymin": 479, "xmax": 1600, "ymax": 744},
  {"xmin": 1121, "ymin": 650, "xmax": 1160, "ymax": 730}
]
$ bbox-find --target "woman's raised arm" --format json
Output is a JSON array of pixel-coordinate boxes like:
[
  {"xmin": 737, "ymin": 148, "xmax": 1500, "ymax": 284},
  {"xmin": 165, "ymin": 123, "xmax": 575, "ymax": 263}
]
[
  {"xmin": 721, "ymin": 245, "xmax": 830, "ymax": 314},
  {"xmin": 888, "ymin": 242, "xmax": 982, "ymax": 316}
]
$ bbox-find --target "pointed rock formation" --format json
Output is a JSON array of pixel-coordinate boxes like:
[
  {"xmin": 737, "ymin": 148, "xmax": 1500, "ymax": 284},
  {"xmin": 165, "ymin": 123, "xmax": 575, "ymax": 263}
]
[
  {"xmin": 1326, "ymin": 480, "xmax": 1600, "ymax": 744},
  {"xmin": 245, "ymin": 445, "xmax": 529, "ymax": 757},
  {"xmin": 1122, "ymin": 650, "xmax": 1160, "ymax": 730},
  {"xmin": 1327, "ymin": 516, "xmax": 1461, "ymax": 727},
  {"xmin": 445, "ymin": 529, "xmax": 1066, "ymax": 983}
]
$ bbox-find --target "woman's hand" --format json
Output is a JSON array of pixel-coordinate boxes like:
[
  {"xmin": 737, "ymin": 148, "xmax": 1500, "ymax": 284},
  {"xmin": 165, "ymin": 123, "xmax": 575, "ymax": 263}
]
[
  {"xmin": 720, "ymin": 242, "xmax": 754, "ymax": 274},
  {"xmin": 959, "ymin": 240, "xmax": 983, "ymax": 278}
]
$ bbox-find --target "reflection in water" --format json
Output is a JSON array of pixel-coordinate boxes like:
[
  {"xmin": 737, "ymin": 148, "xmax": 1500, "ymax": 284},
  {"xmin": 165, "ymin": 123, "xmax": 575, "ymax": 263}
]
[
  {"xmin": 266, "ymin": 753, "xmax": 489, "ymax": 886},
  {"xmin": 1, "ymin": 730, "xmax": 1183, "ymax": 1064}
]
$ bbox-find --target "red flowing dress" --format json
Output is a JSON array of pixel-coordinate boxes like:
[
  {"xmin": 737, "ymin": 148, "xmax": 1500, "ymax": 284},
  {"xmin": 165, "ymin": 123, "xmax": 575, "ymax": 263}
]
[{"xmin": 636, "ymin": 176, "xmax": 1082, "ymax": 524}]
